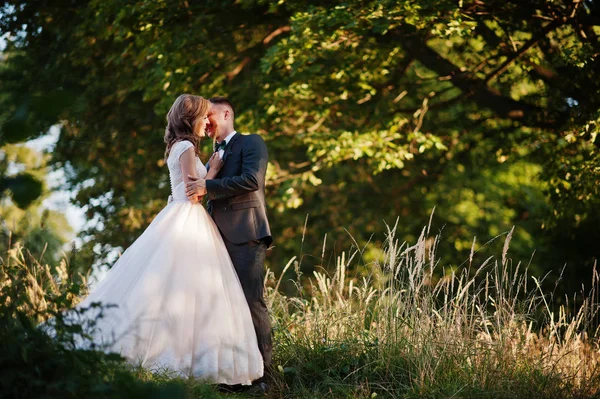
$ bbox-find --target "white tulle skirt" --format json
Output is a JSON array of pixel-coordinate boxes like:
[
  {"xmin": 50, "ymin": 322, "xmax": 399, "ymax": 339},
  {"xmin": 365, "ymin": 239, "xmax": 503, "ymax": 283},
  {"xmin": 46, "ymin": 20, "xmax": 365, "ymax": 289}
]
[{"xmin": 74, "ymin": 200, "xmax": 263, "ymax": 385}]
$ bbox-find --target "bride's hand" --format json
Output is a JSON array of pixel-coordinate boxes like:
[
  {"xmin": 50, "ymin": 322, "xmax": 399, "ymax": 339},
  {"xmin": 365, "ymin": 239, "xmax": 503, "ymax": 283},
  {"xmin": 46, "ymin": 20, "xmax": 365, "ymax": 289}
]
[{"xmin": 208, "ymin": 152, "xmax": 224, "ymax": 171}]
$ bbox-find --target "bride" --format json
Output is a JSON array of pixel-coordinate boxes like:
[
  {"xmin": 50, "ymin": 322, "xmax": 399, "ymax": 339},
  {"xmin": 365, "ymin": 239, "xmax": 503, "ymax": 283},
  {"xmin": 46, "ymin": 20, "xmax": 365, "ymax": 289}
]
[{"xmin": 65, "ymin": 94, "xmax": 263, "ymax": 385}]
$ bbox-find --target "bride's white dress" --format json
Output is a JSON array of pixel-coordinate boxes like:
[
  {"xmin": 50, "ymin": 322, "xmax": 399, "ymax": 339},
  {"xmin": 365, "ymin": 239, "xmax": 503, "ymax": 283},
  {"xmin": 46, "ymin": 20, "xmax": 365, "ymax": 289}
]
[{"xmin": 74, "ymin": 140, "xmax": 263, "ymax": 384}]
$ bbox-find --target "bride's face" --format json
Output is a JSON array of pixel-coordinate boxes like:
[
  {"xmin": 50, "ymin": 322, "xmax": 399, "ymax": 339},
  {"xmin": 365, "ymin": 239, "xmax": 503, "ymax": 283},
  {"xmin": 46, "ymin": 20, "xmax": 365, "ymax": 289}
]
[{"xmin": 193, "ymin": 114, "xmax": 210, "ymax": 138}]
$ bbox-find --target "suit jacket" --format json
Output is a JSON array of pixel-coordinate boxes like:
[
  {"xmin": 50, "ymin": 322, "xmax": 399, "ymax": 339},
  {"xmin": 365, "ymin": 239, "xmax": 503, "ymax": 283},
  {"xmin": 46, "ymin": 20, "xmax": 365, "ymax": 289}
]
[{"xmin": 206, "ymin": 132, "xmax": 272, "ymax": 247}]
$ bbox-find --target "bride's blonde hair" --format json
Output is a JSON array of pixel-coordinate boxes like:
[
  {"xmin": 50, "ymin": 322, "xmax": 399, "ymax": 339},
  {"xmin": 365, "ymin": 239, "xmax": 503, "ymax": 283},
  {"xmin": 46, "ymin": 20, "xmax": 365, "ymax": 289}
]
[{"xmin": 164, "ymin": 94, "xmax": 210, "ymax": 160}]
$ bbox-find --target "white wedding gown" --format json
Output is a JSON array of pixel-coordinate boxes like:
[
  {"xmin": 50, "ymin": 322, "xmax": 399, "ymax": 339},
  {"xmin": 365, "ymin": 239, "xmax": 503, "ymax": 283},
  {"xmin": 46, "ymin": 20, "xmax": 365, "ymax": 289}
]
[{"xmin": 72, "ymin": 140, "xmax": 263, "ymax": 384}]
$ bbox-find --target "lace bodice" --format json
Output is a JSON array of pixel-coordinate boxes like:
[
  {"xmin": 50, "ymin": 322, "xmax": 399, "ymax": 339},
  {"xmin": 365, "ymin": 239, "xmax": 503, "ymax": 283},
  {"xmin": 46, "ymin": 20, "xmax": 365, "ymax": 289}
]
[{"xmin": 167, "ymin": 141, "xmax": 207, "ymax": 201}]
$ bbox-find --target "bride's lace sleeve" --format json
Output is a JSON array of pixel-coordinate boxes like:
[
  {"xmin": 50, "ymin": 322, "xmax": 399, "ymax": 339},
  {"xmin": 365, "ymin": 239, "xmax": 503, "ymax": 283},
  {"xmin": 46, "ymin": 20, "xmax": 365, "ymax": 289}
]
[
  {"xmin": 171, "ymin": 140, "xmax": 194, "ymax": 161},
  {"xmin": 167, "ymin": 141, "xmax": 195, "ymax": 203}
]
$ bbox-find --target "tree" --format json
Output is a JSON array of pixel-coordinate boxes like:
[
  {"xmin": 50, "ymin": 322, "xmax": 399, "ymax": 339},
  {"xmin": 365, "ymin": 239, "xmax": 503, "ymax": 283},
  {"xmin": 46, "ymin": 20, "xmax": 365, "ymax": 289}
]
[
  {"xmin": 0, "ymin": 143, "xmax": 73, "ymax": 262},
  {"xmin": 0, "ymin": 0, "xmax": 598, "ymax": 295}
]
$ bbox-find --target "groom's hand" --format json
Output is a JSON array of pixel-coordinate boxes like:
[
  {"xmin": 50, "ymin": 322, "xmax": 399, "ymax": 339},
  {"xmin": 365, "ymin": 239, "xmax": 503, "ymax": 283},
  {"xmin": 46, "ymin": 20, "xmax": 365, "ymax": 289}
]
[{"xmin": 186, "ymin": 176, "xmax": 207, "ymax": 199}]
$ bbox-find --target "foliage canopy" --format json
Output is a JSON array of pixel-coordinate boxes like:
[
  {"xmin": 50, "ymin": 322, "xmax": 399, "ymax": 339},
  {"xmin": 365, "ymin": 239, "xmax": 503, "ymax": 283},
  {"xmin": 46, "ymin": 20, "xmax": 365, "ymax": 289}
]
[{"xmin": 0, "ymin": 0, "xmax": 598, "ymax": 293}]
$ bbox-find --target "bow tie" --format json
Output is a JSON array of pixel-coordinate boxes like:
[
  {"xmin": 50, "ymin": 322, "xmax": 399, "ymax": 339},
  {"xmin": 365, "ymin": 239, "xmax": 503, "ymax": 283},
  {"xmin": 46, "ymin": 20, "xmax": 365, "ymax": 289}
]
[{"xmin": 215, "ymin": 141, "xmax": 227, "ymax": 152}]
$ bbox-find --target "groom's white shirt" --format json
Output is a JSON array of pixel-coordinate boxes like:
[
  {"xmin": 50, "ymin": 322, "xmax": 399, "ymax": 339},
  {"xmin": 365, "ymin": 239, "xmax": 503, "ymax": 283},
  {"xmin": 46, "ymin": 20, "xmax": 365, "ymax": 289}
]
[{"xmin": 218, "ymin": 130, "xmax": 237, "ymax": 159}]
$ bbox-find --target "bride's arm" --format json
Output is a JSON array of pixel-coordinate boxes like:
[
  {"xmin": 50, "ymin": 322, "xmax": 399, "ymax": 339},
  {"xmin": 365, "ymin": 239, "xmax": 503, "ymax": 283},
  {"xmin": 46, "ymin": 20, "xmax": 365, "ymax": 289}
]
[{"xmin": 180, "ymin": 148, "xmax": 201, "ymax": 203}]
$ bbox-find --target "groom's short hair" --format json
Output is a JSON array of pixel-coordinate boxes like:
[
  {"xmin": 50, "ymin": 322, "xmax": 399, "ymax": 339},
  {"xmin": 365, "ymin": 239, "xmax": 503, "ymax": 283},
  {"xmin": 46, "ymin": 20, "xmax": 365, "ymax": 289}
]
[{"xmin": 209, "ymin": 97, "xmax": 235, "ymax": 116}]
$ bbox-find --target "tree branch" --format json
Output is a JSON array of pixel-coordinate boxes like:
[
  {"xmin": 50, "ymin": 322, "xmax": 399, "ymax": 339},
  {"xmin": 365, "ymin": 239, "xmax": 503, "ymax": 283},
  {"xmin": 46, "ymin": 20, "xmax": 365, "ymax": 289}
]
[
  {"xmin": 226, "ymin": 25, "xmax": 291, "ymax": 81},
  {"xmin": 484, "ymin": 19, "xmax": 563, "ymax": 84},
  {"xmin": 388, "ymin": 27, "xmax": 567, "ymax": 128},
  {"xmin": 263, "ymin": 26, "xmax": 291, "ymax": 45}
]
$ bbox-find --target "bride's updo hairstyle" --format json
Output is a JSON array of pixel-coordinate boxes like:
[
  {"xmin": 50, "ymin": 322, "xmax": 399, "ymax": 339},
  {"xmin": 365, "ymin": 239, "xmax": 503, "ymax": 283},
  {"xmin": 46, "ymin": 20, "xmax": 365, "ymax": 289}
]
[{"xmin": 164, "ymin": 94, "xmax": 210, "ymax": 160}]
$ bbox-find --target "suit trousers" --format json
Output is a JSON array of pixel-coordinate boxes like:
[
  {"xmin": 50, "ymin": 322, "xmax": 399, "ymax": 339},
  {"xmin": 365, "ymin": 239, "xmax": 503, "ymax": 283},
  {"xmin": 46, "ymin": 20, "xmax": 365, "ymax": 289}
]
[{"xmin": 223, "ymin": 236, "xmax": 272, "ymax": 368}]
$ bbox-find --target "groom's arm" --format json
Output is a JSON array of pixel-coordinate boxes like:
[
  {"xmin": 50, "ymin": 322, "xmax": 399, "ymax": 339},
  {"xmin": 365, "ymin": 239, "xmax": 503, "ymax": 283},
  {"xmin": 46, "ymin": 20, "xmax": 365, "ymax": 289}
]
[{"xmin": 206, "ymin": 135, "xmax": 268, "ymax": 201}]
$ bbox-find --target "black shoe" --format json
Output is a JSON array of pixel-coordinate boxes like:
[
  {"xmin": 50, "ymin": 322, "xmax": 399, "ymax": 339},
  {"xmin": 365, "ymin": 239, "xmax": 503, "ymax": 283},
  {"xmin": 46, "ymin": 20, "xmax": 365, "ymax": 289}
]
[
  {"xmin": 246, "ymin": 381, "xmax": 269, "ymax": 396},
  {"xmin": 217, "ymin": 383, "xmax": 245, "ymax": 393}
]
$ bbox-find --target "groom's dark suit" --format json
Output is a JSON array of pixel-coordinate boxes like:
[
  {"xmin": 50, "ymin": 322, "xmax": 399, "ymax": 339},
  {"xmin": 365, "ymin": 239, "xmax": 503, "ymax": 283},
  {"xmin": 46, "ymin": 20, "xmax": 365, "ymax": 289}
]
[{"xmin": 206, "ymin": 132, "xmax": 272, "ymax": 368}]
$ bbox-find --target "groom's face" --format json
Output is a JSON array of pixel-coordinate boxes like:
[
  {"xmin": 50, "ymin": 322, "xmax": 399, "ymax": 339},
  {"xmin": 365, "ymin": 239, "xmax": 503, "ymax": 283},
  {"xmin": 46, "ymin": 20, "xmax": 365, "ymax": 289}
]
[{"xmin": 206, "ymin": 104, "xmax": 227, "ymax": 140}]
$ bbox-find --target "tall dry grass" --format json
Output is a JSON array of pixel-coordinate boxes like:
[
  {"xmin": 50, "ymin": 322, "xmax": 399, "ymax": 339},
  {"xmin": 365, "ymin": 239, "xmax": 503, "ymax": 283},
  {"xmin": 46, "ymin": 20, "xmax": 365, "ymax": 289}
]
[
  {"xmin": 2, "ymin": 222, "xmax": 599, "ymax": 398},
  {"xmin": 266, "ymin": 220, "xmax": 600, "ymax": 398},
  {"xmin": 0, "ymin": 239, "xmax": 88, "ymax": 321}
]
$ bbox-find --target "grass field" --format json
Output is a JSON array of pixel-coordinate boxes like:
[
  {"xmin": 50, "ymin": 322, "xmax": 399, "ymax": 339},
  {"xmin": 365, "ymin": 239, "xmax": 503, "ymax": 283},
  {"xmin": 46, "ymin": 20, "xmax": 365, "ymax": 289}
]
[{"xmin": 1, "ymin": 222, "xmax": 598, "ymax": 398}]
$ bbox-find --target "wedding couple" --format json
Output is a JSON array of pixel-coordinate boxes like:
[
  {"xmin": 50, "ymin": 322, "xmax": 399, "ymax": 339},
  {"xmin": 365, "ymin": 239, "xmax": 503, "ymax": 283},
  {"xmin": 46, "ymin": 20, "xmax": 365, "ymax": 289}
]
[{"xmin": 71, "ymin": 95, "xmax": 272, "ymax": 390}]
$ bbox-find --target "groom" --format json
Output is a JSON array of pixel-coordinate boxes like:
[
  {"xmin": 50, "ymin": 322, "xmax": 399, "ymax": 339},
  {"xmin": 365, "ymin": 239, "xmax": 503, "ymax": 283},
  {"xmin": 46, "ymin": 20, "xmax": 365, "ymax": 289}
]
[{"xmin": 185, "ymin": 97, "xmax": 273, "ymax": 385}]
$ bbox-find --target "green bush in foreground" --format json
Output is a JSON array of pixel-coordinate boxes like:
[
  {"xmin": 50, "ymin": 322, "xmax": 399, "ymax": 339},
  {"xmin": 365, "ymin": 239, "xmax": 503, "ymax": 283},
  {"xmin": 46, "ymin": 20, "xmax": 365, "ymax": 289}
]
[{"xmin": 1, "ymin": 223, "xmax": 599, "ymax": 398}]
